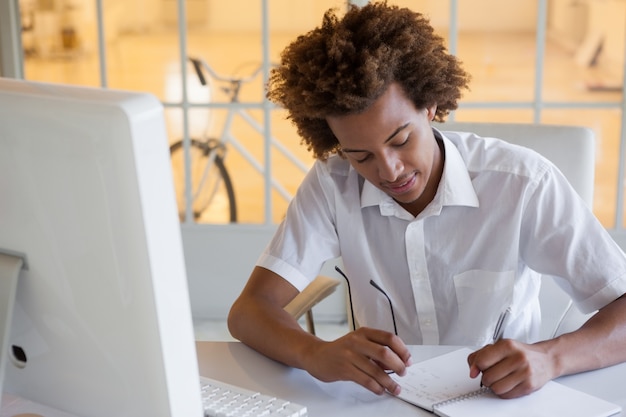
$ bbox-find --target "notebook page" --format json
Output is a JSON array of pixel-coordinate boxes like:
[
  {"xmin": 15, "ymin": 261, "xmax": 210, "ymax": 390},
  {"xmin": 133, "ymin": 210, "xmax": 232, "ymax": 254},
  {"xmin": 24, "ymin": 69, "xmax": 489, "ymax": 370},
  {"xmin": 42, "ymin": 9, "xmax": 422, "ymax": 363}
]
[
  {"xmin": 391, "ymin": 347, "xmax": 482, "ymax": 411},
  {"xmin": 433, "ymin": 380, "xmax": 621, "ymax": 417}
]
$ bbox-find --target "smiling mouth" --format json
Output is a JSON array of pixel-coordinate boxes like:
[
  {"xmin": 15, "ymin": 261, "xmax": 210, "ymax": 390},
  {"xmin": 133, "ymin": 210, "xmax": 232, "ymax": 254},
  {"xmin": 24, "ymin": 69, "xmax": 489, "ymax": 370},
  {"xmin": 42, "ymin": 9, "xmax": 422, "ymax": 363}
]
[{"xmin": 384, "ymin": 173, "xmax": 417, "ymax": 195}]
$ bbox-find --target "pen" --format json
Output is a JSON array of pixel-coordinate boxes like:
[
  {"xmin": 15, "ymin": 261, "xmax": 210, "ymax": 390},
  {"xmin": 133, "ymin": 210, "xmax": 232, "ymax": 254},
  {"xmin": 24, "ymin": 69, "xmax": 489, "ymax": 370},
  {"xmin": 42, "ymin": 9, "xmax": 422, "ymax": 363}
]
[
  {"xmin": 480, "ymin": 307, "xmax": 512, "ymax": 388},
  {"xmin": 492, "ymin": 307, "xmax": 511, "ymax": 343}
]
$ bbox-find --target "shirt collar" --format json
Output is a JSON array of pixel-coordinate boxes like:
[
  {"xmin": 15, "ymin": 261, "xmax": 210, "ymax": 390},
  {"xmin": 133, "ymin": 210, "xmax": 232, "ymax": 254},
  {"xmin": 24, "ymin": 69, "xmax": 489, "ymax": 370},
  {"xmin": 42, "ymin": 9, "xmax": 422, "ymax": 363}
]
[{"xmin": 360, "ymin": 127, "xmax": 479, "ymax": 217}]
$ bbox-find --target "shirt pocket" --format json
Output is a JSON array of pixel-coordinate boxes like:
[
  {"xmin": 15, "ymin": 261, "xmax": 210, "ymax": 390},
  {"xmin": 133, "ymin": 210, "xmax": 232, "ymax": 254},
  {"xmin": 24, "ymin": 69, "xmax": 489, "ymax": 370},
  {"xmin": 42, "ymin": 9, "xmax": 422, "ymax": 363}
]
[{"xmin": 452, "ymin": 269, "xmax": 515, "ymax": 346}]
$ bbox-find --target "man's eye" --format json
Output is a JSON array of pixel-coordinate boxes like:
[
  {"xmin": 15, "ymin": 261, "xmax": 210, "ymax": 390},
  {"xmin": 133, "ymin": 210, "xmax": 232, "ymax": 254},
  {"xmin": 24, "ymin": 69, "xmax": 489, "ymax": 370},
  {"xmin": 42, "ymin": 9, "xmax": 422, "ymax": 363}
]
[{"xmin": 394, "ymin": 136, "xmax": 410, "ymax": 147}]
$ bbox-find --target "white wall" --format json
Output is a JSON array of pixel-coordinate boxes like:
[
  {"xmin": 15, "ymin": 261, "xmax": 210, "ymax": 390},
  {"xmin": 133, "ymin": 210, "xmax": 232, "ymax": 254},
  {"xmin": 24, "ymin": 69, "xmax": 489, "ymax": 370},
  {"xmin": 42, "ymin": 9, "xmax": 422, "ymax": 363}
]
[
  {"xmin": 181, "ymin": 224, "xmax": 347, "ymax": 322},
  {"xmin": 181, "ymin": 225, "xmax": 273, "ymax": 319}
]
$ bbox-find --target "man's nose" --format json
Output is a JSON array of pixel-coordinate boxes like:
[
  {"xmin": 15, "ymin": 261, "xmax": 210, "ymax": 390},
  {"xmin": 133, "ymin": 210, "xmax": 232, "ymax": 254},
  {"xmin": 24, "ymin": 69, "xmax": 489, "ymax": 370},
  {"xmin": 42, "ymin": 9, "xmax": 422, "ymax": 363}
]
[{"xmin": 379, "ymin": 153, "xmax": 402, "ymax": 182}]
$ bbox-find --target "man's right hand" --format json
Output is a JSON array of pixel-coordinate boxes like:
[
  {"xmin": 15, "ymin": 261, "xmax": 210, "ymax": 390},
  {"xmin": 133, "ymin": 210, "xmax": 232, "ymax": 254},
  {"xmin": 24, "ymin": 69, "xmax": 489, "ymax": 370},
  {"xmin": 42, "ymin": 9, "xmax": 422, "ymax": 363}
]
[
  {"xmin": 228, "ymin": 267, "xmax": 411, "ymax": 396},
  {"xmin": 302, "ymin": 327, "xmax": 412, "ymax": 395}
]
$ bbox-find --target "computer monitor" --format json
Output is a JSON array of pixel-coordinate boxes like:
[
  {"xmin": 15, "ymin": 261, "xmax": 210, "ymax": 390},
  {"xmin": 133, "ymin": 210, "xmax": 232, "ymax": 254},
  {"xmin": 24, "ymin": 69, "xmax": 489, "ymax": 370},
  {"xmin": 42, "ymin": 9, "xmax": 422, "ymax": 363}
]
[{"xmin": 0, "ymin": 78, "xmax": 204, "ymax": 417}]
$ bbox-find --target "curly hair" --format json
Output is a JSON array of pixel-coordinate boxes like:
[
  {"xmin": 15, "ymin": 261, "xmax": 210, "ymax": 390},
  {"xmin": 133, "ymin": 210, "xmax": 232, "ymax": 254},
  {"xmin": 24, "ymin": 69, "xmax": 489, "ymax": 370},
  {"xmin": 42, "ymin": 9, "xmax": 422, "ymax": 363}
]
[{"xmin": 267, "ymin": 1, "xmax": 470, "ymax": 160}]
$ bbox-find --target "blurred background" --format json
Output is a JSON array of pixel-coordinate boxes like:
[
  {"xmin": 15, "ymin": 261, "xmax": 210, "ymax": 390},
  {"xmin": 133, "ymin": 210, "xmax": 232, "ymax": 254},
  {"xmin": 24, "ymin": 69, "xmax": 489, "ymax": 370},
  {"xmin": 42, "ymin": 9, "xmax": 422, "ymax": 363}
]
[
  {"xmin": 5, "ymin": 0, "xmax": 625, "ymax": 227},
  {"xmin": 2, "ymin": 0, "xmax": 626, "ymax": 327}
]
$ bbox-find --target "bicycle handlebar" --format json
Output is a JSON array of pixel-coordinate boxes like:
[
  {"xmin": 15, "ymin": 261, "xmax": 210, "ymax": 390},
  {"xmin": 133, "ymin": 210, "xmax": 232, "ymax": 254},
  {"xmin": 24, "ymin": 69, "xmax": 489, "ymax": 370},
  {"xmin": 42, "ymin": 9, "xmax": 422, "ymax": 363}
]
[
  {"xmin": 189, "ymin": 56, "xmax": 263, "ymax": 87},
  {"xmin": 190, "ymin": 57, "xmax": 207, "ymax": 86}
]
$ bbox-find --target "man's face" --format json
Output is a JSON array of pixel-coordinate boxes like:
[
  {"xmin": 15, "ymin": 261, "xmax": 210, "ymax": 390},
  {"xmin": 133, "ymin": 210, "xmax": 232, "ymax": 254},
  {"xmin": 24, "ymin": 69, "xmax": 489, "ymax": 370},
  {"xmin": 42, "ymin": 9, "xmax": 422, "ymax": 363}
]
[{"xmin": 326, "ymin": 83, "xmax": 442, "ymax": 216}]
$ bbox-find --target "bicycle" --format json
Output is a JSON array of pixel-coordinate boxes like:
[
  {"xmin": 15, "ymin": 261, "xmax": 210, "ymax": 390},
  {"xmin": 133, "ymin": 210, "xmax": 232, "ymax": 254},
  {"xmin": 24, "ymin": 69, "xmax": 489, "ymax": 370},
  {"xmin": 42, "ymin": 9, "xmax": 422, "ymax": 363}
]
[
  {"xmin": 170, "ymin": 57, "xmax": 263, "ymax": 223},
  {"xmin": 170, "ymin": 56, "xmax": 311, "ymax": 224}
]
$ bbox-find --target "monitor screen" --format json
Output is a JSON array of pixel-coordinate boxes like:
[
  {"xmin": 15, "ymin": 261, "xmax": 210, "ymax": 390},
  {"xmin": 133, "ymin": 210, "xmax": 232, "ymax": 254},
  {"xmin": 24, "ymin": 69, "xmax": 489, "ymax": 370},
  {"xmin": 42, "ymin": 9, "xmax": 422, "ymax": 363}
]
[{"xmin": 0, "ymin": 78, "xmax": 203, "ymax": 417}]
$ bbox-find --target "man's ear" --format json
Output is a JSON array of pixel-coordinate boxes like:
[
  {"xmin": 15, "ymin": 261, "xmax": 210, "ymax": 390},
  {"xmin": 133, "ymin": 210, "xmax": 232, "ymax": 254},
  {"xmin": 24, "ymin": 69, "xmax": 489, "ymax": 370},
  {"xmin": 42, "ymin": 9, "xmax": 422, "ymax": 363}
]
[{"xmin": 427, "ymin": 104, "xmax": 438, "ymax": 121}]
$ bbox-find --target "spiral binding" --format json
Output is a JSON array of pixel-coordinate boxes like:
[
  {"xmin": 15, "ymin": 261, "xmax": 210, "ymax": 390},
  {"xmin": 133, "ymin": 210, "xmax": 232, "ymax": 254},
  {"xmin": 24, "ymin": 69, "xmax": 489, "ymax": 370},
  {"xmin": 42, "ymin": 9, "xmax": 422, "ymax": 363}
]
[{"xmin": 432, "ymin": 386, "xmax": 492, "ymax": 410}]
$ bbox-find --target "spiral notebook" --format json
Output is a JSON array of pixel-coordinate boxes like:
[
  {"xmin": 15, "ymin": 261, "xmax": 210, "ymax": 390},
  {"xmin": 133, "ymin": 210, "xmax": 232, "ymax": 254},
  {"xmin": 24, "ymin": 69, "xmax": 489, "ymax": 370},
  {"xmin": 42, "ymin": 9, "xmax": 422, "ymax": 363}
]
[{"xmin": 391, "ymin": 348, "xmax": 621, "ymax": 417}]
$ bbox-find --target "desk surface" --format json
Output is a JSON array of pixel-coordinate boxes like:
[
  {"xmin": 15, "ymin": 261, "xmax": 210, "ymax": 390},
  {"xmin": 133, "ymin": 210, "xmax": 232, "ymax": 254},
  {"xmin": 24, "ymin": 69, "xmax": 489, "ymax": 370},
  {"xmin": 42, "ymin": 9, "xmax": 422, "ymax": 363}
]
[
  {"xmin": 196, "ymin": 341, "xmax": 626, "ymax": 417},
  {"xmin": 2, "ymin": 342, "xmax": 623, "ymax": 416}
]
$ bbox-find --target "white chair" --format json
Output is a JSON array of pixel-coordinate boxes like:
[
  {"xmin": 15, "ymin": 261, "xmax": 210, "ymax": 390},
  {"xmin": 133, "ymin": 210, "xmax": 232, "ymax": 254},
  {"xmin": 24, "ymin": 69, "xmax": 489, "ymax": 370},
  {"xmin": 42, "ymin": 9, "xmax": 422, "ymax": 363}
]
[
  {"xmin": 287, "ymin": 122, "xmax": 597, "ymax": 340},
  {"xmin": 438, "ymin": 122, "xmax": 597, "ymax": 339}
]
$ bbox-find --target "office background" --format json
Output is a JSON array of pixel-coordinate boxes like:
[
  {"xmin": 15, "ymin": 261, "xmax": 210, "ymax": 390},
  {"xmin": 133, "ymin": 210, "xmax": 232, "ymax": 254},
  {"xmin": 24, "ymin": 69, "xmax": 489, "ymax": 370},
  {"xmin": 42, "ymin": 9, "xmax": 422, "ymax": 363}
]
[{"xmin": 0, "ymin": 0, "xmax": 625, "ymax": 333}]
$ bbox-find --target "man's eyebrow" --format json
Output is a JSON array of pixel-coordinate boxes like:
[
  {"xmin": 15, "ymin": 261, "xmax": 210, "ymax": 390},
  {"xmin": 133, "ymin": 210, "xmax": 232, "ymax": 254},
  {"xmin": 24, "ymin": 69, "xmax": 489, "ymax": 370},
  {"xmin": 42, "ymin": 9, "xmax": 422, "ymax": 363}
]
[{"xmin": 341, "ymin": 122, "xmax": 411, "ymax": 153}]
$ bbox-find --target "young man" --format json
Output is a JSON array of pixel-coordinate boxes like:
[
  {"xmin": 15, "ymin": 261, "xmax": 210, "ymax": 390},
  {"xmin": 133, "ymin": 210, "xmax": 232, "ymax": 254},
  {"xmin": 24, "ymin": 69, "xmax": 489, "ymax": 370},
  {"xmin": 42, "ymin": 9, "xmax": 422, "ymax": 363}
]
[{"xmin": 228, "ymin": 2, "xmax": 626, "ymax": 399}]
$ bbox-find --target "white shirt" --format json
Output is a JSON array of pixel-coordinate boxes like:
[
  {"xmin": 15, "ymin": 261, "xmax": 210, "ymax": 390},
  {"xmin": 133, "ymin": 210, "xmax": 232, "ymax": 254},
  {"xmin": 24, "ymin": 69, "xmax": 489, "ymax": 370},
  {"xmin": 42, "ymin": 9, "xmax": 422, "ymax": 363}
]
[{"xmin": 257, "ymin": 129, "xmax": 626, "ymax": 345}]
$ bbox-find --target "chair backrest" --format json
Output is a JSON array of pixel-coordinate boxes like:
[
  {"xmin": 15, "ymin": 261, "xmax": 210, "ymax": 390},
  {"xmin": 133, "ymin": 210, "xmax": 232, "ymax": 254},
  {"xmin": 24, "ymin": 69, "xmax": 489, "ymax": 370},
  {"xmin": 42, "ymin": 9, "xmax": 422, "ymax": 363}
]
[{"xmin": 435, "ymin": 122, "xmax": 597, "ymax": 339}]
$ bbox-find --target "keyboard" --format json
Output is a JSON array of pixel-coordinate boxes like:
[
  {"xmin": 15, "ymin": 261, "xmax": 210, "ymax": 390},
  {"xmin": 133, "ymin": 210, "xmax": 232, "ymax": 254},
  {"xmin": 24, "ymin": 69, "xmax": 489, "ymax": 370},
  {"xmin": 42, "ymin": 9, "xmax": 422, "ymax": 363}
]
[{"xmin": 200, "ymin": 376, "xmax": 308, "ymax": 417}]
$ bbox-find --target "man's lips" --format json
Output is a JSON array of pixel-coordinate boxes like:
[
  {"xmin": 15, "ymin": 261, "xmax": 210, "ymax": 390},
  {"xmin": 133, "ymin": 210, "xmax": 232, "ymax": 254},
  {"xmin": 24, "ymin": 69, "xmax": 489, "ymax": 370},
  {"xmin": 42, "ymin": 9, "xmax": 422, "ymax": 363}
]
[{"xmin": 383, "ymin": 173, "xmax": 417, "ymax": 195}]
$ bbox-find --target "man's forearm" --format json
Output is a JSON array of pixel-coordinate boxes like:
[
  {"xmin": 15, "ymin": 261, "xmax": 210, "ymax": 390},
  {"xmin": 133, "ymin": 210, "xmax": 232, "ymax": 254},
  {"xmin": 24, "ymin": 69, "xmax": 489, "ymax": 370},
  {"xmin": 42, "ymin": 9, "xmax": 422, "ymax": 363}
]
[
  {"xmin": 539, "ymin": 293, "xmax": 626, "ymax": 378},
  {"xmin": 228, "ymin": 297, "xmax": 323, "ymax": 370}
]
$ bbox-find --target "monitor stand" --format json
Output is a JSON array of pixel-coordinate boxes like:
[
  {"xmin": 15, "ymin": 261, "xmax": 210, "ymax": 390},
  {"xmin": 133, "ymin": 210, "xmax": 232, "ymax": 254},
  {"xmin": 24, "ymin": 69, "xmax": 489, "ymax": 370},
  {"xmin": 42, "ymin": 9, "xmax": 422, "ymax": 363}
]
[{"xmin": 0, "ymin": 250, "xmax": 26, "ymax": 411}]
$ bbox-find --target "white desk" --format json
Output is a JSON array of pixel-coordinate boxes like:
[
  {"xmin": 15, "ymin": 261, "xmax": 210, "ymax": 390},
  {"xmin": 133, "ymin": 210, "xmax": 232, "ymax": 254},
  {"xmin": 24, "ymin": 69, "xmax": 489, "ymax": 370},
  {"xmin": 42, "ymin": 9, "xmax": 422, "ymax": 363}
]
[
  {"xmin": 2, "ymin": 342, "xmax": 624, "ymax": 416},
  {"xmin": 195, "ymin": 341, "xmax": 626, "ymax": 416}
]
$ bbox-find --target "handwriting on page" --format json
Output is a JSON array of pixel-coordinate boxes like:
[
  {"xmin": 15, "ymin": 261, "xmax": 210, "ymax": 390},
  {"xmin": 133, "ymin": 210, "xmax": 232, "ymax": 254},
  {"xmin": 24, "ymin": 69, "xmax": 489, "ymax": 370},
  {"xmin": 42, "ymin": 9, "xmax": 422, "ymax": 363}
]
[
  {"xmin": 398, "ymin": 365, "xmax": 480, "ymax": 405},
  {"xmin": 391, "ymin": 348, "xmax": 482, "ymax": 409}
]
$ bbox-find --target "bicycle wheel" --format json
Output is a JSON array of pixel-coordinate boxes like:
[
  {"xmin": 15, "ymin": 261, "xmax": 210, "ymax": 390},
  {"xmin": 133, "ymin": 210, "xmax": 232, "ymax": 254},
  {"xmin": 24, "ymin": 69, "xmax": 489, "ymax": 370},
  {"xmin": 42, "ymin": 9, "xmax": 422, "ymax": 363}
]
[{"xmin": 170, "ymin": 139, "xmax": 237, "ymax": 223}]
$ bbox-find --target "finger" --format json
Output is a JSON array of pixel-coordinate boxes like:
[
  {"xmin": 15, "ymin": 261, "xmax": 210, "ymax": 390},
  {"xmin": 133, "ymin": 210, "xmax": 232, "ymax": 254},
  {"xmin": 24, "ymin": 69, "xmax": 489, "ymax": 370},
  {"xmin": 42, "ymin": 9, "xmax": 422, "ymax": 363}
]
[
  {"xmin": 488, "ymin": 367, "xmax": 536, "ymax": 398},
  {"xmin": 467, "ymin": 340, "xmax": 512, "ymax": 375},
  {"xmin": 342, "ymin": 328, "xmax": 411, "ymax": 392},
  {"xmin": 480, "ymin": 361, "xmax": 515, "ymax": 390},
  {"xmin": 369, "ymin": 345, "xmax": 411, "ymax": 378},
  {"xmin": 360, "ymin": 329, "xmax": 412, "ymax": 372},
  {"xmin": 479, "ymin": 348, "xmax": 529, "ymax": 393},
  {"xmin": 355, "ymin": 357, "xmax": 403, "ymax": 395},
  {"xmin": 467, "ymin": 347, "xmax": 492, "ymax": 378},
  {"xmin": 468, "ymin": 362, "xmax": 482, "ymax": 379}
]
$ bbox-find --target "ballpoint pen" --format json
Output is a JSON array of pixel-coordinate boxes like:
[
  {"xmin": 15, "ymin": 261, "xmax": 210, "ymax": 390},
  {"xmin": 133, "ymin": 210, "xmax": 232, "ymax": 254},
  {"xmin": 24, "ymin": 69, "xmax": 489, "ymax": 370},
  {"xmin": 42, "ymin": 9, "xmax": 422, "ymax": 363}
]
[
  {"xmin": 492, "ymin": 307, "xmax": 512, "ymax": 343},
  {"xmin": 480, "ymin": 307, "xmax": 511, "ymax": 388}
]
